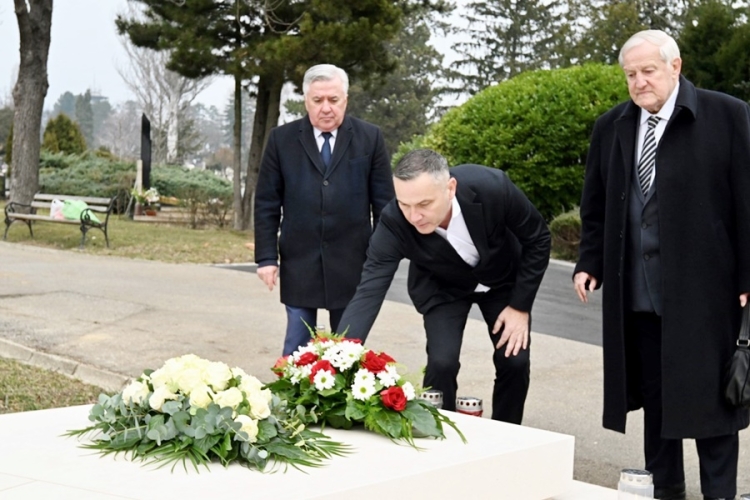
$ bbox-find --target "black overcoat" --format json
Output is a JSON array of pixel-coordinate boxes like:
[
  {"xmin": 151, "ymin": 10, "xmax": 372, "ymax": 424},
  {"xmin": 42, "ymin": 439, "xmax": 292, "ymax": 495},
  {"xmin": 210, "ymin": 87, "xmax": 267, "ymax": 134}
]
[
  {"xmin": 254, "ymin": 115, "xmax": 394, "ymax": 309},
  {"xmin": 575, "ymin": 76, "xmax": 750, "ymax": 438}
]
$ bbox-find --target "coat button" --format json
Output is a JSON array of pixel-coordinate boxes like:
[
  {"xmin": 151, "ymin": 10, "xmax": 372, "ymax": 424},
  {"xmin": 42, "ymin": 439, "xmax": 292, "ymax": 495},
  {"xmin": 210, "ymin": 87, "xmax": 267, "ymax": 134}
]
[
  {"xmin": 621, "ymin": 192, "xmax": 626, "ymax": 200},
  {"xmin": 619, "ymin": 231, "xmax": 623, "ymax": 239},
  {"xmin": 323, "ymin": 180, "xmax": 329, "ymax": 186},
  {"xmin": 641, "ymin": 222, "xmax": 648, "ymax": 229},
  {"xmin": 644, "ymin": 253, "xmax": 650, "ymax": 261}
]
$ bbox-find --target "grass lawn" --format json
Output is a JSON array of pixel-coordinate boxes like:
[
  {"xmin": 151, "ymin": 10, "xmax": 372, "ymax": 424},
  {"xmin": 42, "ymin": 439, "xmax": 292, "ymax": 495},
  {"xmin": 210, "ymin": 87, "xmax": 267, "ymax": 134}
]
[
  {"xmin": 1, "ymin": 207, "xmax": 257, "ymax": 413},
  {"xmin": 2, "ymin": 210, "xmax": 256, "ymax": 264},
  {"xmin": 0, "ymin": 357, "xmax": 104, "ymax": 414}
]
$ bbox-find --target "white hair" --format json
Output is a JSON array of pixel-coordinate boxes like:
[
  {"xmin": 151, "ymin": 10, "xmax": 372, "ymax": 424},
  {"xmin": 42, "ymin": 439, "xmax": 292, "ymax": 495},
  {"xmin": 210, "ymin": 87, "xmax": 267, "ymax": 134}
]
[
  {"xmin": 619, "ymin": 30, "xmax": 680, "ymax": 66},
  {"xmin": 302, "ymin": 64, "xmax": 349, "ymax": 96}
]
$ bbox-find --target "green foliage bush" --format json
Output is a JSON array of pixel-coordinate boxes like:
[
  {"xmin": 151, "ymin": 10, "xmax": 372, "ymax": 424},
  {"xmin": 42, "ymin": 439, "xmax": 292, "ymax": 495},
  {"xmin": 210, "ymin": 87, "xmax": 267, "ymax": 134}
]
[
  {"xmin": 404, "ymin": 64, "xmax": 629, "ymax": 220},
  {"xmin": 40, "ymin": 152, "xmax": 135, "ymax": 209},
  {"xmin": 39, "ymin": 152, "xmax": 232, "ymax": 222},
  {"xmin": 549, "ymin": 208, "xmax": 581, "ymax": 262},
  {"xmin": 42, "ymin": 114, "xmax": 87, "ymax": 155}
]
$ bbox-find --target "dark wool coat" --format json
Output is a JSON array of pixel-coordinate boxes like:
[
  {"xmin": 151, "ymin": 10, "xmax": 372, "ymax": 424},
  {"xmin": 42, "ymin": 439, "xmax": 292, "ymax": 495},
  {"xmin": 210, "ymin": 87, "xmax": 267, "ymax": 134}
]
[
  {"xmin": 254, "ymin": 115, "xmax": 394, "ymax": 310},
  {"xmin": 575, "ymin": 76, "xmax": 750, "ymax": 438}
]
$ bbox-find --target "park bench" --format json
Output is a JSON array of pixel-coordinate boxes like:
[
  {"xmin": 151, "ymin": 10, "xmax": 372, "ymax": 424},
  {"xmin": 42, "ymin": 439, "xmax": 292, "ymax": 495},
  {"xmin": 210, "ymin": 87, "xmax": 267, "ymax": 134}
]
[{"xmin": 3, "ymin": 193, "xmax": 116, "ymax": 248}]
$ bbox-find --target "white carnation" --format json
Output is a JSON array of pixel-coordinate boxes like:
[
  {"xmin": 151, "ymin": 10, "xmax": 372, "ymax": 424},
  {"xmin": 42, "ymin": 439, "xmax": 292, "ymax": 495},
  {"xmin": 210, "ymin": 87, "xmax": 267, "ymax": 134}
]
[{"xmin": 401, "ymin": 382, "xmax": 416, "ymax": 401}]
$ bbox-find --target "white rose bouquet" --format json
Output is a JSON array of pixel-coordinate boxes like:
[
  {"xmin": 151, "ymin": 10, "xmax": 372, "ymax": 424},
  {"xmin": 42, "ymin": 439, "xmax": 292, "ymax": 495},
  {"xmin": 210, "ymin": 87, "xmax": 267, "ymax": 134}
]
[{"xmin": 67, "ymin": 354, "xmax": 347, "ymax": 472}]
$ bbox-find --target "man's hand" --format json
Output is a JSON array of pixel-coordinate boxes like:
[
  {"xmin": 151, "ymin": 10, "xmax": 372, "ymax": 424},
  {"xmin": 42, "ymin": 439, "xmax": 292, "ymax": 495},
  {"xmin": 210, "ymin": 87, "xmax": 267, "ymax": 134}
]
[
  {"xmin": 492, "ymin": 306, "xmax": 529, "ymax": 357},
  {"xmin": 257, "ymin": 265, "xmax": 278, "ymax": 292},
  {"xmin": 741, "ymin": 293, "xmax": 749, "ymax": 307},
  {"xmin": 574, "ymin": 271, "xmax": 598, "ymax": 303}
]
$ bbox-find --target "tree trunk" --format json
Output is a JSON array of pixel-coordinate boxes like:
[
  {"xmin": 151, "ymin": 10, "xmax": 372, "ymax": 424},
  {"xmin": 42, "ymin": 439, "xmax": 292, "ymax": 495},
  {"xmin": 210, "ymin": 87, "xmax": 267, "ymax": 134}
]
[
  {"xmin": 10, "ymin": 0, "xmax": 52, "ymax": 204},
  {"xmin": 166, "ymin": 86, "xmax": 179, "ymax": 163},
  {"xmin": 232, "ymin": 76, "xmax": 243, "ymax": 230},
  {"xmin": 240, "ymin": 73, "xmax": 282, "ymax": 231}
]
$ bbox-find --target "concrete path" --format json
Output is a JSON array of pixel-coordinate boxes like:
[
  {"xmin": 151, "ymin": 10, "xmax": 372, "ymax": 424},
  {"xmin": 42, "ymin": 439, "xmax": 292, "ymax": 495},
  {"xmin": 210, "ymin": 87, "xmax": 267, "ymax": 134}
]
[{"xmin": 0, "ymin": 241, "xmax": 747, "ymax": 499}]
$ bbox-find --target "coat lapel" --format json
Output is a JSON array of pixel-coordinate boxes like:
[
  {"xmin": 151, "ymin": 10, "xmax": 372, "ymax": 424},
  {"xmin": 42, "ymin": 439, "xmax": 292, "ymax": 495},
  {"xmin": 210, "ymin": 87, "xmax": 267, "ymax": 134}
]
[
  {"xmin": 327, "ymin": 116, "xmax": 352, "ymax": 177},
  {"xmin": 614, "ymin": 103, "xmax": 640, "ymax": 189},
  {"xmin": 299, "ymin": 117, "xmax": 326, "ymax": 176},
  {"xmin": 455, "ymin": 181, "xmax": 489, "ymax": 262}
]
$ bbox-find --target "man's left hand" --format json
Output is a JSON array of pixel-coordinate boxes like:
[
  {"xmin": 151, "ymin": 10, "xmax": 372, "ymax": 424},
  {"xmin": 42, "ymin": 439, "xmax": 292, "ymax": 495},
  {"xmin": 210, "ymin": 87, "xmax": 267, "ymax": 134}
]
[
  {"xmin": 741, "ymin": 293, "xmax": 750, "ymax": 307},
  {"xmin": 492, "ymin": 306, "xmax": 530, "ymax": 357}
]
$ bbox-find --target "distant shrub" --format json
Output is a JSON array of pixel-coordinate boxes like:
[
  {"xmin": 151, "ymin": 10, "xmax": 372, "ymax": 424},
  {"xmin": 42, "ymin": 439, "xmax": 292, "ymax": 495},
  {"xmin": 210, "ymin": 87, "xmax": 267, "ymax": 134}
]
[
  {"xmin": 549, "ymin": 208, "xmax": 582, "ymax": 262},
  {"xmin": 396, "ymin": 64, "xmax": 629, "ymax": 220},
  {"xmin": 42, "ymin": 114, "xmax": 87, "ymax": 155},
  {"xmin": 38, "ymin": 152, "xmax": 233, "ymax": 225}
]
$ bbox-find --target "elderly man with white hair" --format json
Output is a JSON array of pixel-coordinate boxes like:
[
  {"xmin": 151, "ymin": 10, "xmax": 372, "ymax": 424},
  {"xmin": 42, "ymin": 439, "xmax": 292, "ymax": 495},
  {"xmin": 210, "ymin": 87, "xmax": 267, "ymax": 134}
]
[{"xmin": 574, "ymin": 30, "xmax": 750, "ymax": 500}]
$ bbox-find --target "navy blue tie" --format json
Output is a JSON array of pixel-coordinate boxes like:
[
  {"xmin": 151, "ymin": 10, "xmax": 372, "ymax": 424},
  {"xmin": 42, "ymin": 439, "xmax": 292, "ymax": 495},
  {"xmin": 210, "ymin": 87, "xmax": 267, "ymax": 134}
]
[{"xmin": 321, "ymin": 132, "xmax": 332, "ymax": 171}]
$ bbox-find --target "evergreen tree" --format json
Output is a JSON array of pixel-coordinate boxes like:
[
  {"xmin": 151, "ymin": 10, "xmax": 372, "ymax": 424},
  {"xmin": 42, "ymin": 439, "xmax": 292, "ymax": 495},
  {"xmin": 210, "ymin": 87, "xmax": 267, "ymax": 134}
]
[
  {"xmin": 346, "ymin": 13, "xmax": 446, "ymax": 156},
  {"xmin": 450, "ymin": 0, "xmax": 566, "ymax": 96},
  {"xmin": 0, "ymin": 107, "xmax": 13, "ymax": 154},
  {"xmin": 42, "ymin": 113, "xmax": 87, "ymax": 155},
  {"xmin": 91, "ymin": 95, "xmax": 113, "ymax": 148},
  {"xmin": 51, "ymin": 91, "xmax": 76, "ymax": 119},
  {"xmin": 679, "ymin": 0, "xmax": 743, "ymax": 97},
  {"xmin": 74, "ymin": 90, "xmax": 94, "ymax": 147}
]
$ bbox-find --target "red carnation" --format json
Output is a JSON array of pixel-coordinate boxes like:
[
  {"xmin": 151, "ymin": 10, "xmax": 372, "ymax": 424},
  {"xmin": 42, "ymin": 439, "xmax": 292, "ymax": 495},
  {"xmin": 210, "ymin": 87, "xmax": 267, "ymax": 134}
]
[
  {"xmin": 297, "ymin": 352, "xmax": 319, "ymax": 366},
  {"xmin": 309, "ymin": 360, "xmax": 336, "ymax": 383},
  {"xmin": 272, "ymin": 355, "xmax": 289, "ymax": 377},
  {"xmin": 378, "ymin": 352, "xmax": 395, "ymax": 363},
  {"xmin": 361, "ymin": 350, "xmax": 387, "ymax": 373},
  {"xmin": 381, "ymin": 386, "xmax": 407, "ymax": 412}
]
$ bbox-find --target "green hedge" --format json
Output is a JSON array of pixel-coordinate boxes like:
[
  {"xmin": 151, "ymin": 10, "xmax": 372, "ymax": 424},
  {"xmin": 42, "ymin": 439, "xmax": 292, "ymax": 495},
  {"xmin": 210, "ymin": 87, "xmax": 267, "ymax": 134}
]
[
  {"xmin": 39, "ymin": 152, "xmax": 232, "ymax": 217},
  {"xmin": 398, "ymin": 64, "xmax": 629, "ymax": 221}
]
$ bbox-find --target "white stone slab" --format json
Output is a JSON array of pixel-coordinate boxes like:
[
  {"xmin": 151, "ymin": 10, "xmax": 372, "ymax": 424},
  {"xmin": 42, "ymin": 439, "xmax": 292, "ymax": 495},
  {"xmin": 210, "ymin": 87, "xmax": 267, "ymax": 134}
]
[
  {"xmin": 552, "ymin": 480, "xmax": 619, "ymax": 499},
  {"xmin": 0, "ymin": 405, "xmax": 575, "ymax": 500}
]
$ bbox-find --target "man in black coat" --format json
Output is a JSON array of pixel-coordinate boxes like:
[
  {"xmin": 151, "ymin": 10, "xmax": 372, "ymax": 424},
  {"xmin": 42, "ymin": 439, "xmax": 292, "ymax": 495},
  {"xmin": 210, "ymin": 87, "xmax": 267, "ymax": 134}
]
[
  {"xmin": 254, "ymin": 64, "xmax": 394, "ymax": 356},
  {"xmin": 338, "ymin": 149, "xmax": 550, "ymax": 423},
  {"xmin": 574, "ymin": 30, "xmax": 750, "ymax": 500}
]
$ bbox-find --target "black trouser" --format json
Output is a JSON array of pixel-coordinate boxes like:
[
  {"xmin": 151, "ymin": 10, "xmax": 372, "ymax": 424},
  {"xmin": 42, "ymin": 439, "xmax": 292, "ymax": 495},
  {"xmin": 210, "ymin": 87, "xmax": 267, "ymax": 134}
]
[
  {"xmin": 627, "ymin": 312, "xmax": 739, "ymax": 498},
  {"xmin": 422, "ymin": 287, "xmax": 530, "ymax": 424}
]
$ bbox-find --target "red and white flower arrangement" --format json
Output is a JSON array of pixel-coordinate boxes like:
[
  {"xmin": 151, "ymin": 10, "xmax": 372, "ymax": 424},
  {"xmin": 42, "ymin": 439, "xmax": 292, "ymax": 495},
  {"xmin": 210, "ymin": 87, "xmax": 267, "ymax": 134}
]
[{"xmin": 268, "ymin": 332, "xmax": 464, "ymax": 446}]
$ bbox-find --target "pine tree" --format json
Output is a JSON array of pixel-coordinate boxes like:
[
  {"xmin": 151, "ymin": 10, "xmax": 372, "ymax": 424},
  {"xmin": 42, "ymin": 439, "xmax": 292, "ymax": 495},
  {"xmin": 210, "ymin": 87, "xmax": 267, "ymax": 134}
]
[
  {"xmin": 75, "ymin": 90, "xmax": 94, "ymax": 147},
  {"xmin": 42, "ymin": 114, "xmax": 87, "ymax": 155},
  {"xmin": 450, "ymin": 0, "xmax": 566, "ymax": 95}
]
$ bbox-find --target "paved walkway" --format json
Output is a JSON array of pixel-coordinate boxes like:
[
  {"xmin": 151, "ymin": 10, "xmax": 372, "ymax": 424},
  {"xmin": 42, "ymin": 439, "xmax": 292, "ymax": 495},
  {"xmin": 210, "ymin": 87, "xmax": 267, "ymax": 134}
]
[{"xmin": 0, "ymin": 241, "xmax": 747, "ymax": 498}]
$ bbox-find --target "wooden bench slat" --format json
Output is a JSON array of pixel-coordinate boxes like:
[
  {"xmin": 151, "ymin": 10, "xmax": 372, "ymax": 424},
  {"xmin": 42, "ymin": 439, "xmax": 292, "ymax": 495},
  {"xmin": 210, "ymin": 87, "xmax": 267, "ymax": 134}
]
[
  {"xmin": 33, "ymin": 194, "xmax": 112, "ymax": 204},
  {"xmin": 8, "ymin": 214, "xmax": 81, "ymax": 224}
]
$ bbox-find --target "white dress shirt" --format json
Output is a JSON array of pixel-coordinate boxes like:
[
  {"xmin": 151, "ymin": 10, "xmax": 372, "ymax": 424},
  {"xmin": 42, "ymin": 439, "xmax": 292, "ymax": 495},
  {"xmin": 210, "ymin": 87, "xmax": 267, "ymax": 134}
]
[
  {"xmin": 434, "ymin": 197, "xmax": 490, "ymax": 292},
  {"xmin": 314, "ymin": 127, "xmax": 337, "ymax": 153}
]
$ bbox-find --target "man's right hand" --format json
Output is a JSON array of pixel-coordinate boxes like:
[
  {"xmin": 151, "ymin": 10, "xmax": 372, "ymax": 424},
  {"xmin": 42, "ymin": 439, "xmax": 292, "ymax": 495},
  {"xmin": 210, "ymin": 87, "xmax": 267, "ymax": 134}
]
[
  {"xmin": 257, "ymin": 265, "xmax": 278, "ymax": 292},
  {"xmin": 573, "ymin": 271, "xmax": 598, "ymax": 303}
]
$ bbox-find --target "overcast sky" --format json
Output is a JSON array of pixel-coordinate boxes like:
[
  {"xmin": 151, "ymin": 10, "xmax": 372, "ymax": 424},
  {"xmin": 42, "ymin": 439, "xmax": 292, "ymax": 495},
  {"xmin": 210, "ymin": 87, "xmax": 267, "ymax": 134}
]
[
  {"xmin": 0, "ymin": 1, "xmax": 462, "ymax": 112},
  {"xmin": 0, "ymin": 0, "xmax": 234, "ymax": 110}
]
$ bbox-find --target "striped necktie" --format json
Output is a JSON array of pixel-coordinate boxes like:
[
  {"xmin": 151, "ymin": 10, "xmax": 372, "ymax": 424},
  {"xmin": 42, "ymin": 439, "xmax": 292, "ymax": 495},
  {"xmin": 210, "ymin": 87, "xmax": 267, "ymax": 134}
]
[{"xmin": 637, "ymin": 115, "xmax": 660, "ymax": 195}]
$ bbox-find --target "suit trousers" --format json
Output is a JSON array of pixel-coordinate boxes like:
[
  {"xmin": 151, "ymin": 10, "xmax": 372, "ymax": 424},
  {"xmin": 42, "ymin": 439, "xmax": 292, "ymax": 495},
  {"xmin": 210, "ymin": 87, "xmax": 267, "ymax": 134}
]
[
  {"xmin": 626, "ymin": 312, "xmax": 739, "ymax": 498},
  {"xmin": 422, "ymin": 287, "xmax": 530, "ymax": 423},
  {"xmin": 283, "ymin": 306, "xmax": 344, "ymax": 356}
]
